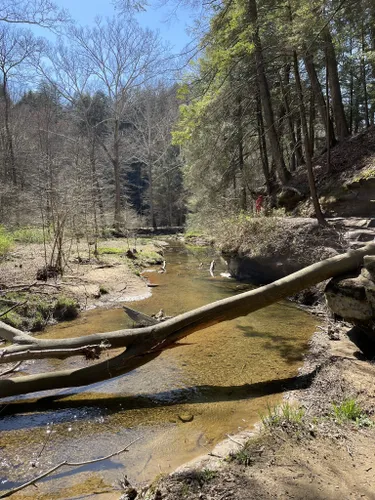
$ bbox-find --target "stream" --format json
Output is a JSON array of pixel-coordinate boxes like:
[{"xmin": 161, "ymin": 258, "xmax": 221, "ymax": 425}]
[{"xmin": 0, "ymin": 241, "xmax": 317, "ymax": 499}]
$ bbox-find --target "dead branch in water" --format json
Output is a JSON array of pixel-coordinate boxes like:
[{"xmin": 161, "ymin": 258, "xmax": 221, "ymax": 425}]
[
  {"xmin": 0, "ymin": 361, "xmax": 22, "ymax": 377},
  {"xmin": 0, "ymin": 437, "xmax": 140, "ymax": 498}
]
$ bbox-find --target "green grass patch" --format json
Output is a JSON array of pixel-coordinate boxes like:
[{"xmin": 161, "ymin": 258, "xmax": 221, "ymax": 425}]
[
  {"xmin": 1, "ymin": 311, "xmax": 23, "ymax": 329},
  {"xmin": 11, "ymin": 226, "xmax": 47, "ymax": 244},
  {"xmin": 331, "ymin": 399, "xmax": 373, "ymax": 427},
  {"xmin": 0, "ymin": 293, "xmax": 80, "ymax": 331},
  {"xmin": 261, "ymin": 402, "xmax": 305, "ymax": 428},
  {"xmin": 185, "ymin": 229, "xmax": 204, "ymax": 238},
  {"xmin": 197, "ymin": 469, "xmax": 217, "ymax": 483},
  {"xmin": 98, "ymin": 246, "xmax": 124, "ymax": 255},
  {"xmin": 232, "ymin": 446, "xmax": 254, "ymax": 467},
  {"xmin": 0, "ymin": 226, "xmax": 14, "ymax": 258},
  {"xmin": 53, "ymin": 297, "xmax": 79, "ymax": 321},
  {"xmin": 137, "ymin": 249, "xmax": 164, "ymax": 265},
  {"xmin": 1, "ymin": 292, "xmax": 56, "ymax": 331}
]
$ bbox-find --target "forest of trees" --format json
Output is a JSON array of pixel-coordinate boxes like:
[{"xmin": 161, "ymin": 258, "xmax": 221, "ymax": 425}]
[
  {"xmin": 0, "ymin": 3, "xmax": 185, "ymax": 243},
  {"xmin": 174, "ymin": 0, "xmax": 375, "ymax": 226},
  {"xmin": 1, "ymin": 0, "xmax": 375, "ymax": 238}
]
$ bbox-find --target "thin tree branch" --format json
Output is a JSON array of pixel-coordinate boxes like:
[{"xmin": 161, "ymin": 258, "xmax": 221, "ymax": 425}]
[
  {"xmin": 0, "ymin": 437, "xmax": 140, "ymax": 498},
  {"xmin": 0, "ymin": 301, "xmax": 28, "ymax": 319},
  {"xmin": 0, "ymin": 361, "xmax": 22, "ymax": 377}
]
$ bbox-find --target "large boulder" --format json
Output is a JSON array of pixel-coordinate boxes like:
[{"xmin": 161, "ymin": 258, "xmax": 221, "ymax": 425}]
[
  {"xmin": 325, "ymin": 273, "xmax": 375, "ymax": 323},
  {"xmin": 364, "ymin": 255, "xmax": 375, "ymax": 281},
  {"xmin": 277, "ymin": 187, "xmax": 304, "ymax": 211}
]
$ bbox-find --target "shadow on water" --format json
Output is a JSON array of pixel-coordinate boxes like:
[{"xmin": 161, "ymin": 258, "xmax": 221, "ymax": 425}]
[
  {"xmin": 0, "ymin": 369, "xmax": 318, "ymax": 432},
  {"xmin": 238, "ymin": 325, "xmax": 308, "ymax": 363}
]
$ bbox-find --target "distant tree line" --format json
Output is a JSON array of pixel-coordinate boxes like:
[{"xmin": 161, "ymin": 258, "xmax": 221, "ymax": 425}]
[{"xmin": 0, "ymin": 9, "xmax": 185, "ymax": 239}]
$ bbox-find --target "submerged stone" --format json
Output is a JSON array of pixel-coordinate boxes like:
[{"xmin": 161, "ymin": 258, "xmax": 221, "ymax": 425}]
[{"xmin": 178, "ymin": 413, "xmax": 194, "ymax": 423}]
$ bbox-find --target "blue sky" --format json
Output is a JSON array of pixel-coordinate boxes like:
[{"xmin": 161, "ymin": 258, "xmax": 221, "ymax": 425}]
[{"xmin": 37, "ymin": 0, "xmax": 194, "ymax": 52}]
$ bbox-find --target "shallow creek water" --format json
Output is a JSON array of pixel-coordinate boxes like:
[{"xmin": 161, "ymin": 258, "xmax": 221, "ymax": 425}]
[{"xmin": 0, "ymin": 242, "xmax": 317, "ymax": 499}]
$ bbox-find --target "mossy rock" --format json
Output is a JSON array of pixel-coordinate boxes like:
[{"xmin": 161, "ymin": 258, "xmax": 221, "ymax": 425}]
[{"xmin": 53, "ymin": 297, "xmax": 80, "ymax": 321}]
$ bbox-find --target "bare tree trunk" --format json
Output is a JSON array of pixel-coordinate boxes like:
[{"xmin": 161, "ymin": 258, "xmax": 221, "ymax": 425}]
[
  {"xmin": 323, "ymin": 27, "xmax": 350, "ymax": 141},
  {"xmin": 90, "ymin": 139, "xmax": 105, "ymax": 234},
  {"xmin": 309, "ymin": 91, "xmax": 315, "ymax": 158},
  {"xmin": 147, "ymin": 158, "xmax": 157, "ymax": 229},
  {"xmin": 295, "ymin": 115, "xmax": 304, "ymax": 166},
  {"xmin": 326, "ymin": 45, "xmax": 331, "ymax": 173},
  {"xmin": 369, "ymin": 6, "xmax": 375, "ymax": 125},
  {"xmin": 255, "ymin": 87, "xmax": 272, "ymax": 195},
  {"xmin": 247, "ymin": 0, "xmax": 290, "ymax": 184},
  {"xmin": 236, "ymin": 96, "xmax": 247, "ymax": 210},
  {"xmin": 349, "ymin": 35, "xmax": 354, "ymax": 134},
  {"xmin": 303, "ymin": 51, "xmax": 336, "ymax": 146},
  {"xmin": 279, "ymin": 64, "xmax": 303, "ymax": 170},
  {"xmin": 1, "ymin": 242, "xmax": 374, "ymax": 398},
  {"xmin": 293, "ymin": 52, "xmax": 326, "ymax": 225},
  {"xmin": 113, "ymin": 120, "xmax": 122, "ymax": 231},
  {"xmin": 2, "ymin": 74, "xmax": 16, "ymax": 185},
  {"xmin": 361, "ymin": 23, "xmax": 370, "ymax": 128}
]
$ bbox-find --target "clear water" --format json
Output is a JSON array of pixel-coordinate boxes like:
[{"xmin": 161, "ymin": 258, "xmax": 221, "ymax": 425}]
[{"xmin": 0, "ymin": 242, "xmax": 317, "ymax": 499}]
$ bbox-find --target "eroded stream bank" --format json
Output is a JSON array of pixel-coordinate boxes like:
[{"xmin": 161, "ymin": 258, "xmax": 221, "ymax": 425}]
[{"xmin": 0, "ymin": 242, "xmax": 317, "ymax": 499}]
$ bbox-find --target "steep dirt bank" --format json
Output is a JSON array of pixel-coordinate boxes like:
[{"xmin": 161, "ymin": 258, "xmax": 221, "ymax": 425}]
[
  {"xmin": 218, "ymin": 217, "xmax": 345, "ymax": 286},
  {"xmin": 136, "ymin": 321, "xmax": 375, "ymax": 500},
  {"xmin": 287, "ymin": 126, "xmax": 375, "ymax": 217},
  {"xmin": 0, "ymin": 237, "xmax": 165, "ymax": 331}
]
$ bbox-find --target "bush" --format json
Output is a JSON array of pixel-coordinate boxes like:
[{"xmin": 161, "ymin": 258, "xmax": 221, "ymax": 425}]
[
  {"xmin": 0, "ymin": 226, "xmax": 14, "ymax": 258},
  {"xmin": 98, "ymin": 246, "xmax": 123, "ymax": 255},
  {"xmin": 53, "ymin": 297, "xmax": 79, "ymax": 321},
  {"xmin": 332, "ymin": 399, "xmax": 373, "ymax": 427},
  {"xmin": 261, "ymin": 402, "xmax": 305, "ymax": 428},
  {"xmin": 12, "ymin": 226, "xmax": 47, "ymax": 244},
  {"xmin": 214, "ymin": 215, "xmax": 344, "ymax": 266}
]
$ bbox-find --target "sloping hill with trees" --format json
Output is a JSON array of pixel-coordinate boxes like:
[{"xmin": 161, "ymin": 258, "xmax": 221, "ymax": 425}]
[{"xmin": 174, "ymin": 0, "xmax": 375, "ymax": 228}]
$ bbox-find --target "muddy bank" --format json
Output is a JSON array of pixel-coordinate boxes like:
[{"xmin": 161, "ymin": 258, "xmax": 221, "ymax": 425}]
[{"xmin": 0, "ymin": 237, "xmax": 165, "ymax": 331}]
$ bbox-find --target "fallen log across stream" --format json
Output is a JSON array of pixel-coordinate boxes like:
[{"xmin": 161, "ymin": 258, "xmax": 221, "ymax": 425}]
[{"xmin": 1, "ymin": 242, "xmax": 374, "ymax": 399}]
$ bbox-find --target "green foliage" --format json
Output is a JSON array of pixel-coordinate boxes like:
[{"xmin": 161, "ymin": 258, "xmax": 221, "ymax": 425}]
[
  {"xmin": 185, "ymin": 229, "xmax": 204, "ymax": 238},
  {"xmin": 261, "ymin": 402, "xmax": 305, "ymax": 428},
  {"xmin": 332, "ymin": 399, "xmax": 373, "ymax": 427},
  {"xmin": 197, "ymin": 469, "xmax": 217, "ymax": 483},
  {"xmin": 0, "ymin": 227, "xmax": 14, "ymax": 258},
  {"xmin": 98, "ymin": 246, "xmax": 124, "ymax": 255},
  {"xmin": 232, "ymin": 446, "xmax": 254, "ymax": 467},
  {"xmin": 1, "ymin": 311, "xmax": 23, "ymax": 329},
  {"xmin": 11, "ymin": 226, "xmax": 47, "ymax": 244},
  {"xmin": 99, "ymin": 285, "xmax": 109, "ymax": 295},
  {"xmin": 53, "ymin": 297, "xmax": 79, "ymax": 321},
  {"xmin": 0, "ymin": 293, "xmax": 53, "ymax": 331},
  {"xmin": 136, "ymin": 249, "xmax": 164, "ymax": 265}
]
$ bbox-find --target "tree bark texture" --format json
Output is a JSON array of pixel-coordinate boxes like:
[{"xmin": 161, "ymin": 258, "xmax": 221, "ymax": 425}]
[
  {"xmin": 323, "ymin": 27, "xmax": 350, "ymax": 141},
  {"xmin": 247, "ymin": 0, "xmax": 290, "ymax": 184}
]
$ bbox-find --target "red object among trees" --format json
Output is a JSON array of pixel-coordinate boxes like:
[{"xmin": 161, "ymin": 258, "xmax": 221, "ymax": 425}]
[{"xmin": 256, "ymin": 195, "xmax": 263, "ymax": 213}]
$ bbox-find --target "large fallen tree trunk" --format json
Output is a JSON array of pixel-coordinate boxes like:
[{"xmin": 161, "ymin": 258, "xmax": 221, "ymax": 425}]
[{"xmin": 1, "ymin": 242, "xmax": 374, "ymax": 399}]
